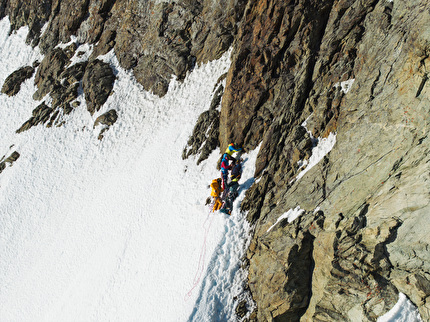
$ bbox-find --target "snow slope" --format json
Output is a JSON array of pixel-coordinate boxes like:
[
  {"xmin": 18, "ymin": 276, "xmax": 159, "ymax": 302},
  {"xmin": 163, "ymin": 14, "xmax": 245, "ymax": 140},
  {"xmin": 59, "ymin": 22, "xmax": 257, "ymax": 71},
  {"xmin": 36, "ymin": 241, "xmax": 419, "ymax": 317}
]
[
  {"xmin": 0, "ymin": 18, "xmax": 255, "ymax": 321},
  {"xmin": 0, "ymin": 17, "xmax": 423, "ymax": 322}
]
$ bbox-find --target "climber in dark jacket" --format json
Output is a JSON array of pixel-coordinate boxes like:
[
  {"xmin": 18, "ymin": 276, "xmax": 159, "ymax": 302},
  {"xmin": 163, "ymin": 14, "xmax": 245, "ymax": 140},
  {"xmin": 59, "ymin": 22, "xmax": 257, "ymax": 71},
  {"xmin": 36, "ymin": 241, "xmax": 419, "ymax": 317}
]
[
  {"xmin": 230, "ymin": 159, "xmax": 242, "ymax": 183},
  {"xmin": 220, "ymin": 177, "xmax": 241, "ymax": 216},
  {"xmin": 220, "ymin": 153, "xmax": 232, "ymax": 190}
]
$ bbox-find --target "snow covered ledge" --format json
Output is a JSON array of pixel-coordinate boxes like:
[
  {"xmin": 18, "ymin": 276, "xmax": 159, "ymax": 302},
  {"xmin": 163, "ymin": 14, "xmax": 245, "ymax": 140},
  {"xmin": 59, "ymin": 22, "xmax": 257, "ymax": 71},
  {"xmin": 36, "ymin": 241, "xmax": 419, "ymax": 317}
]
[
  {"xmin": 295, "ymin": 116, "xmax": 337, "ymax": 182},
  {"xmin": 377, "ymin": 293, "xmax": 423, "ymax": 322}
]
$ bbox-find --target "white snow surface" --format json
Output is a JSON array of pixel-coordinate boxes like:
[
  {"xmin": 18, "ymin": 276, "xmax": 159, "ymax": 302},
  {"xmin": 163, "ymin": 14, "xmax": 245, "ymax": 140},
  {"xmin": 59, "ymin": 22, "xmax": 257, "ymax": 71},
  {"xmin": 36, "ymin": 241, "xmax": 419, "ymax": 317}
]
[
  {"xmin": 0, "ymin": 18, "xmax": 257, "ymax": 321},
  {"xmin": 296, "ymin": 118, "xmax": 337, "ymax": 181},
  {"xmin": 377, "ymin": 293, "xmax": 423, "ymax": 322},
  {"xmin": 266, "ymin": 206, "xmax": 304, "ymax": 232},
  {"xmin": 334, "ymin": 78, "xmax": 355, "ymax": 94}
]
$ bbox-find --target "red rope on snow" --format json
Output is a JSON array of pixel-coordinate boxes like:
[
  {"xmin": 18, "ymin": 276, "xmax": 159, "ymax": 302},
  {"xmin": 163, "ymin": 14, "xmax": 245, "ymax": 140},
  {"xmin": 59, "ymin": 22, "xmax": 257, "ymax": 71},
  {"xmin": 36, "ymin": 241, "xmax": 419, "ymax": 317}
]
[{"xmin": 184, "ymin": 210, "xmax": 216, "ymax": 301}]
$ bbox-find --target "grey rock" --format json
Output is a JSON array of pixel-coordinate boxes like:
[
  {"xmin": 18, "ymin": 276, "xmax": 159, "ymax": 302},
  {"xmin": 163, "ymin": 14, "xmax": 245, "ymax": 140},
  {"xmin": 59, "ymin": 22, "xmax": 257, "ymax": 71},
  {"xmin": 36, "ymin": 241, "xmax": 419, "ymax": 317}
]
[
  {"xmin": 2, "ymin": 0, "xmax": 245, "ymax": 97},
  {"xmin": 182, "ymin": 83, "xmax": 224, "ymax": 164},
  {"xmin": 0, "ymin": 151, "xmax": 20, "ymax": 174},
  {"xmin": 1, "ymin": 66, "xmax": 35, "ymax": 96},
  {"xmin": 0, "ymin": 0, "xmax": 51, "ymax": 47},
  {"xmin": 82, "ymin": 59, "xmax": 115, "ymax": 115},
  {"xmin": 94, "ymin": 109, "xmax": 118, "ymax": 127},
  {"xmin": 220, "ymin": 0, "xmax": 430, "ymax": 320},
  {"xmin": 133, "ymin": 54, "xmax": 172, "ymax": 97},
  {"xmin": 38, "ymin": 0, "xmax": 90, "ymax": 53},
  {"xmin": 33, "ymin": 47, "xmax": 70, "ymax": 101},
  {"xmin": 16, "ymin": 102, "xmax": 53, "ymax": 133},
  {"xmin": 94, "ymin": 109, "xmax": 118, "ymax": 140}
]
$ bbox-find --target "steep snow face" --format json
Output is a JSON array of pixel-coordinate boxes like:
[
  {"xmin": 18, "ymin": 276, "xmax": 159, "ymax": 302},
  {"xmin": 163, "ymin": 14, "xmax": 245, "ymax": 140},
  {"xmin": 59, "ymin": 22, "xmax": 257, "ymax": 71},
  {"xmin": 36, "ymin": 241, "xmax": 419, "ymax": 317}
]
[{"xmin": 0, "ymin": 17, "xmax": 255, "ymax": 321}]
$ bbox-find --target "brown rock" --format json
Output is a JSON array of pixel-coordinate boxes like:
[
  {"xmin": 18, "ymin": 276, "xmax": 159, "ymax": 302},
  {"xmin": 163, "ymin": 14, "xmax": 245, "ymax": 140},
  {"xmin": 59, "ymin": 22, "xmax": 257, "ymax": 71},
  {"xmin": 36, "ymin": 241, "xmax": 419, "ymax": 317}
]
[
  {"xmin": 94, "ymin": 109, "xmax": 118, "ymax": 140},
  {"xmin": 16, "ymin": 102, "xmax": 54, "ymax": 133},
  {"xmin": 82, "ymin": 59, "xmax": 115, "ymax": 114},
  {"xmin": 33, "ymin": 47, "xmax": 70, "ymax": 101},
  {"xmin": 224, "ymin": 0, "xmax": 430, "ymax": 320},
  {"xmin": 38, "ymin": 0, "xmax": 91, "ymax": 53},
  {"xmin": 0, "ymin": 151, "xmax": 20, "ymax": 174},
  {"xmin": 182, "ymin": 83, "xmax": 224, "ymax": 163},
  {"xmin": 60, "ymin": 62, "xmax": 88, "ymax": 85},
  {"xmin": 1, "ymin": 66, "xmax": 35, "ymax": 96},
  {"xmin": 94, "ymin": 109, "xmax": 118, "ymax": 127}
]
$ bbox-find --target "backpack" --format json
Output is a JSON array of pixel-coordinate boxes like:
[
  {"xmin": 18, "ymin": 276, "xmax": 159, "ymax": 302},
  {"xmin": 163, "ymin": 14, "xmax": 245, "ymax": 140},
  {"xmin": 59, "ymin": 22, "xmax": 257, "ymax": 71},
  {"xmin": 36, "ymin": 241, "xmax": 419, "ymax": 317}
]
[{"xmin": 231, "ymin": 163, "xmax": 242, "ymax": 177}]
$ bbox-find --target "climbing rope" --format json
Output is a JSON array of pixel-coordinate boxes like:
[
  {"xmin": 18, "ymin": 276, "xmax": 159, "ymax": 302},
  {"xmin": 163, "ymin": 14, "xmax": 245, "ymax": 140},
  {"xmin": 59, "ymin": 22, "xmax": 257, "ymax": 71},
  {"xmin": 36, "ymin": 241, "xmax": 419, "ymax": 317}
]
[{"xmin": 184, "ymin": 209, "xmax": 216, "ymax": 301}]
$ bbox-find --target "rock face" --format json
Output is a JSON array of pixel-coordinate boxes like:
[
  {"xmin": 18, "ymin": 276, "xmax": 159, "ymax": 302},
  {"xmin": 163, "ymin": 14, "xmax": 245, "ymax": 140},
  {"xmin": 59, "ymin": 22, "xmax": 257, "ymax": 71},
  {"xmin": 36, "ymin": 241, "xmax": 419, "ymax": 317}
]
[
  {"xmin": 182, "ymin": 79, "xmax": 225, "ymax": 164},
  {"xmin": 0, "ymin": 0, "xmax": 246, "ymax": 96},
  {"xmin": 223, "ymin": 0, "xmax": 430, "ymax": 320},
  {"xmin": 1, "ymin": 0, "xmax": 429, "ymax": 321},
  {"xmin": 82, "ymin": 59, "xmax": 115, "ymax": 115},
  {"xmin": 1, "ymin": 65, "xmax": 35, "ymax": 96},
  {"xmin": 94, "ymin": 109, "xmax": 118, "ymax": 140},
  {"xmin": 33, "ymin": 46, "xmax": 71, "ymax": 100},
  {"xmin": 14, "ymin": 44, "xmax": 100, "ymax": 132},
  {"xmin": 0, "ymin": 151, "xmax": 20, "ymax": 174}
]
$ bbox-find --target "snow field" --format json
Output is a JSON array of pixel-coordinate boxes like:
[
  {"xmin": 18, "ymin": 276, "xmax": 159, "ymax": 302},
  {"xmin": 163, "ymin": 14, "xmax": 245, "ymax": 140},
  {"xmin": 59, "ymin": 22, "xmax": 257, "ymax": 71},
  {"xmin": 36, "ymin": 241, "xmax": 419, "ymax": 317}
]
[
  {"xmin": 0, "ymin": 17, "xmax": 254, "ymax": 321},
  {"xmin": 189, "ymin": 147, "xmax": 259, "ymax": 321}
]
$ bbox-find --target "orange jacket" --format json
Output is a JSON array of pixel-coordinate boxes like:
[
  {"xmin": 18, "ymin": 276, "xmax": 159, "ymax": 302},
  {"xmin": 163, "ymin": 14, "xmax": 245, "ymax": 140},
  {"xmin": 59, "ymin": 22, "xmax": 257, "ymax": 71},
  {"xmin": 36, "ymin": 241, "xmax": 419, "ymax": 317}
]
[{"xmin": 210, "ymin": 179, "xmax": 223, "ymax": 198}]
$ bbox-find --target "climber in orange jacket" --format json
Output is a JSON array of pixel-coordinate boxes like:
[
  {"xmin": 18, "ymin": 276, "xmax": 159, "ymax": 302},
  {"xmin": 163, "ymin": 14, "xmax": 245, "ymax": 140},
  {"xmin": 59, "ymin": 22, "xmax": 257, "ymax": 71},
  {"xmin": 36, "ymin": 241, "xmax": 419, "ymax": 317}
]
[{"xmin": 210, "ymin": 178, "xmax": 224, "ymax": 212}]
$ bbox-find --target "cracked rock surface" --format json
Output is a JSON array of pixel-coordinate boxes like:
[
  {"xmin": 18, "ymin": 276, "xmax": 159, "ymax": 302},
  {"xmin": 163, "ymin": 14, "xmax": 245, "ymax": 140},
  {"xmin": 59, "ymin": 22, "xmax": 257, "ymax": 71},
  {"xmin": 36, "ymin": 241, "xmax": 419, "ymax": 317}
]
[{"xmin": 227, "ymin": 0, "xmax": 430, "ymax": 320}]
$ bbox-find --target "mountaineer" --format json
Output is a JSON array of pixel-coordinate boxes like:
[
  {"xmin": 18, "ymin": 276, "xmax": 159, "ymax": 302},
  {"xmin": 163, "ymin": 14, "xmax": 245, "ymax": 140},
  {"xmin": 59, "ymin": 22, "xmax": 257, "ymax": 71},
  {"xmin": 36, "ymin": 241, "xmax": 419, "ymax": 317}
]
[
  {"xmin": 209, "ymin": 178, "xmax": 224, "ymax": 212},
  {"xmin": 224, "ymin": 143, "xmax": 242, "ymax": 161},
  {"xmin": 230, "ymin": 158, "xmax": 242, "ymax": 183},
  {"xmin": 220, "ymin": 158, "xmax": 242, "ymax": 215},
  {"xmin": 220, "ymin": 153, "xmax": 232, "ymax": 191}
]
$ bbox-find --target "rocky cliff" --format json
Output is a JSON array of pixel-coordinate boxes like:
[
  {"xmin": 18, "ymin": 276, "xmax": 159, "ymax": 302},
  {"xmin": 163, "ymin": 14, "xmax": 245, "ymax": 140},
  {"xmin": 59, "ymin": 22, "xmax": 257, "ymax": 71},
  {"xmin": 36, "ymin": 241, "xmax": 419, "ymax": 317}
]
[{"xmin": 1, "ymin": 0, "xmax": 429, "ymax": 321}]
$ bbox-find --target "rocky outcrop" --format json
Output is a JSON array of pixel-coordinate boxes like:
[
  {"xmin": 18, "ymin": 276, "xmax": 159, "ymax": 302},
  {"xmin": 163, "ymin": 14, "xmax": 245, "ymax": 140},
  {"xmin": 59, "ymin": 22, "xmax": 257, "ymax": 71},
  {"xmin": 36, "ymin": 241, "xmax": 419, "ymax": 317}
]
[
  {"xmin": 60, "ymin": 61, "xmax": 88, "ymax": 86},
  {"xmin": 1, "ymin": 65, "xmax": 35, "ymax": 96},
  {"xmin": 12, "ymin": 44, "xmax": 90, "ymax": 132},
  {"xmin": 0, "ymin": 1, "xmax": 51, "ymax": 47},
  {"xmin": 33, "ymin": 46, "xmax": 72, "ymax": 101},
  {"xmin": 82, "ymin": 59, "xmax": 115, "ymax": 115},
  {"xmin": 247, "ymin": 211, "xmax": 321, "ymax": 321},
  {"xmin": 0, "ymin": 151, "xmax": 20, "ymax": 174},
  {"xmin": 16, "ymin": 102, "xmax": 53, "ymax": 133},
  {"xmin": 9, "ymin": 44, "xmax": 115, "ymax": 132},
  {"xmin": 182, "ymin": 78, "xmax": 225, "ymax": 164},
  {"xmin": 94, "ymin": 109, "xmax": 118, "ymax": 140},
  {"xmin": 0, "ymin": 0, "xmax": 246, "ymax": 96}
]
